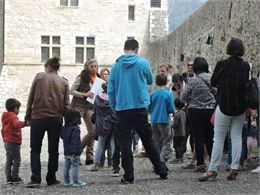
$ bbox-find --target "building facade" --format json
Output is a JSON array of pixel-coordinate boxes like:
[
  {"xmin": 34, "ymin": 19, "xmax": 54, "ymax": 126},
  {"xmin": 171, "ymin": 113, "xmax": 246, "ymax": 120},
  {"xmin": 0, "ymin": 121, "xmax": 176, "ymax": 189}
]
[{"xmin": 0, "ymin": 0, "xmax": 168, "ymax": 111}]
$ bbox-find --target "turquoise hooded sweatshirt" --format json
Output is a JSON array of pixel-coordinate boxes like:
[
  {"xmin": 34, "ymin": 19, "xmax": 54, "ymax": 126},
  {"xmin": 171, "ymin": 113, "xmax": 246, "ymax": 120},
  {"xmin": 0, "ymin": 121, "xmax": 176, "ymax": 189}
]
[{"xmin": 108, "ymin": 54, "xmax": 154, "ymax": 111}]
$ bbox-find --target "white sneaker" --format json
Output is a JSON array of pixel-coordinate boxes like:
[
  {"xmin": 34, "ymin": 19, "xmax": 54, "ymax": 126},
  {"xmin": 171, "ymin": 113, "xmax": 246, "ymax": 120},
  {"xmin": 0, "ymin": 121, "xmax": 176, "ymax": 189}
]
[{"xmin": 251, "ymin": 166, "xmax": 260, "ymax": 173}]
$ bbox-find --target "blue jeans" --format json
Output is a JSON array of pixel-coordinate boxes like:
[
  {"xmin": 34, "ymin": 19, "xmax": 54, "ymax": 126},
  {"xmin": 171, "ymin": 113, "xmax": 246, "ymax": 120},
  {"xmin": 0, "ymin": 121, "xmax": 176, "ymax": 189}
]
[
  {"xmin": 94, "ymin": 134, "xmax": 115, "ymax": 165},
  {"xmin": 227, "ymin": 123, "xmax": 248, "ymax": 166},
  {"xmin": 64, "ymin": 155, "xmax": 80, "ymax": 184},
  {"xmin": 208, "ymin": 106, "xmax": 245, "ymax": 172}
]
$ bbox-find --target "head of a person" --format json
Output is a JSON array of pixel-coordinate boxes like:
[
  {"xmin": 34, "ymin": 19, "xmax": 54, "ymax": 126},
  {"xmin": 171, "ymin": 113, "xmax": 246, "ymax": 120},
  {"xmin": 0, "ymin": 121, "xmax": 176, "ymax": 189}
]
[
  {"xmin": 171, "ymin": 73, "xmax": 184, "ymax": 91},
  {"xmin": 5, "ymin": 98, "xmax": 21, "ymax": 115},
  {"xmin": 174, "ymin": 98, "xmax": 185, "ymax": 110},
  {"xmin": 64, "ymin": 108, "xmax": 81, "ymax": 126},
  {"xmin": 159, "ymin": 64, "xmax": 170, "ymax": 76},
  {"xmin": 84, "ymin": 58, "xmax": 98, "ymax": 76},
  {"xmin": 155, "ymin": 74, "xmax": 168, "ymax": 87},
  {"xmin": 124, "ymin": 39, "xmax": 139, "ymax": 54},
  {"xmin": 187, "ymin": 59, "xmax": 194, "ymax": 74},
  {"xmin": 100, "ymin": 68, "xmax": 110, "ymax": 82},
  {"xmin": 226, "ymin": 37, "xmax": 245, "ymax": 57},
  {"xmin": 44, "ymin": 56, "xmax": 61, "ymax": 73},
  {"xmin": 193, "ymin": 57, "xmax": 209, "ymax": 74}
]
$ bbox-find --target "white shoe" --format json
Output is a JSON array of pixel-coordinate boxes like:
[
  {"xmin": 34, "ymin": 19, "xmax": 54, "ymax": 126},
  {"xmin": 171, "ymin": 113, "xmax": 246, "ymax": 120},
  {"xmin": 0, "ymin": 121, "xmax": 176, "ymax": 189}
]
[{"xmin": 251, "ymin": 166, "xmax": 260, "ymax": 173}]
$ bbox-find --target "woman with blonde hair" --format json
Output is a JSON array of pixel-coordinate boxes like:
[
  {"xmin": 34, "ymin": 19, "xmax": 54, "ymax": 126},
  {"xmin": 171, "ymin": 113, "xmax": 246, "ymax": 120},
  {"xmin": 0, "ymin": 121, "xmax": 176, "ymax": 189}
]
[{"xmin": 70, "ymin": 58, "xmax": 99, "ymax": 165}]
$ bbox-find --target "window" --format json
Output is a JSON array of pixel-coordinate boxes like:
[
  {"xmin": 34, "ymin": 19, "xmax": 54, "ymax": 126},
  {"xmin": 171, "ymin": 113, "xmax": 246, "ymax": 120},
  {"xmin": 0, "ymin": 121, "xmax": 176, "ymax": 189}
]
[
  {"xmin": 60, "ymin": 0, "xmax": 78, "ymax": 7},
  {"xmin": 150, "ymin": 0, "xmax": 161, "ymax": 8},
  {"xmin": 75, "ymin": 36, "xmax": 95, "ymax": 64},
  {"xmin": 128, "ymin": 5, "xmax": 135, "ymax": 21},
  {"xmin": 41, "ymin": 36, "xmax": 60, "ymax": 63}
]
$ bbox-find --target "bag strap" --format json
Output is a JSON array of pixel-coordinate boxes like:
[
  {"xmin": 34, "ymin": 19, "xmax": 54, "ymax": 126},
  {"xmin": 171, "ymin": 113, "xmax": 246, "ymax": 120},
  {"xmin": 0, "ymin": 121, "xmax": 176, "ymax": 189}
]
[{"xmin": 197, "ymin": 76, "xmax": 215, "ymax": 96}]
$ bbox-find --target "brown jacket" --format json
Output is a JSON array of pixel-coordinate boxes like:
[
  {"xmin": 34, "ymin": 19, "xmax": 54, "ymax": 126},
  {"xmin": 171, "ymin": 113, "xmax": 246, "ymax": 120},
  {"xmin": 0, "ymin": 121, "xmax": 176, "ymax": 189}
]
[
  {"xmin": 70, "ymin": 75, "xmax": 93, "ymax": 115},
  {"xmin": 25, "ymin": 72, "xmax": 70, "ymax": 120}
]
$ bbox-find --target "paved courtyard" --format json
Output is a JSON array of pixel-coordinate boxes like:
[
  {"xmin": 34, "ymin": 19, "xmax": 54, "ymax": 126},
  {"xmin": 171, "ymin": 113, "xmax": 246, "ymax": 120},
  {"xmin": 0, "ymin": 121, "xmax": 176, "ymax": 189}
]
[{"xmin": 0, "ymin": 114, "xmax": 260, "ymax": 195}]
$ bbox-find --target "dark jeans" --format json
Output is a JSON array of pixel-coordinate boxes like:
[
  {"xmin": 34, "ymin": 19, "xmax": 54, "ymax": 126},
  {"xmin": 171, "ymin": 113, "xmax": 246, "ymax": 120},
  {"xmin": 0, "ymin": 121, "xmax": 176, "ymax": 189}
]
[
  {"xmin": 100, "ymin": 135, "xmax": 112, "ymax": 167},
  {"xmin": 189, "ymin": 108, "xmax": 214, "ymax": 166},
  {"xmin": 4, "ymin": 142, "xmax": 21, "ymax": 181},
  {"xmin": 30, "ymin": 117, "xmax": 62, "ymax": 183},
  {"xmin": 113, "ymin": 124, "xmax": 121, "ymax": 172},
  {"xmin": 228, "ymin": 123, "xmax": 248, "ymax": 166},
  {"xmin": 116, "ymin": 108, "xmax": 167, "ymax": 181},
  {"xmin": 173, "ymin": 136, "xmax": 186, "ymax": 159}
]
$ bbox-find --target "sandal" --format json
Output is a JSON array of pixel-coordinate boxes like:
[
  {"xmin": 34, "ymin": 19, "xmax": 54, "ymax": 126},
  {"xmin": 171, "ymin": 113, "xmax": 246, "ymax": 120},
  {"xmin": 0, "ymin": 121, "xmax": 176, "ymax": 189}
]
[
  {"xmin": 198, "ymin": 171, "xmax": 217, "ymax": 182},
  {"xmin": 194, "ymin": 164, "xmax": 206, "ymax": 173}
]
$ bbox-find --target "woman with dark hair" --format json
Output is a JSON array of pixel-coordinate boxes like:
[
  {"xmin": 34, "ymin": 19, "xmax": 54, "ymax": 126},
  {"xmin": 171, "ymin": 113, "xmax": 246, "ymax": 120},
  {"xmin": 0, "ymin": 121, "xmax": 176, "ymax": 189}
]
[
  {"xmin": 180, "ymin": 57, "xmax": 216, "ymax": 173},
  {"xmin": 25, "ymin": 56, "xmax": 70, "ymax": 187},
  {"xmin": 199, "ymin": 37, "xmax": 250, "ymax": 181},
  {"xmin": 70, "ymin": 58, "xmax": 98, "ymax": 165}
]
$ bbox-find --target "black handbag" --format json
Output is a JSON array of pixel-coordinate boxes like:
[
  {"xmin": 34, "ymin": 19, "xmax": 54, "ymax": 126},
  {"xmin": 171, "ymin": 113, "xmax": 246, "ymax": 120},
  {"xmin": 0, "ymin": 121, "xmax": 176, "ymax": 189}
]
[{"xmin": 247, "ymin": 78, "xmax": 259, "ymax": 109}]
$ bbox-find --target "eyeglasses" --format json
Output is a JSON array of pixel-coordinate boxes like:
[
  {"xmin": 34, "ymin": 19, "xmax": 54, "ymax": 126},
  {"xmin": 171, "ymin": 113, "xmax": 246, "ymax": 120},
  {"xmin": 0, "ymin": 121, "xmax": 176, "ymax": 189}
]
[{"xmin": 187, "ymin": 64, "xmax": 193, "ymax": 67}]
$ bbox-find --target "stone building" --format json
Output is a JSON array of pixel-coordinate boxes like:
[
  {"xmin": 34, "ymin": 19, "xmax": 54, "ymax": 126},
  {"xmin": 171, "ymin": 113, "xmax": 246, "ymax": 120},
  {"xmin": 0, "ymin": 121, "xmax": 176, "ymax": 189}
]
[{"xmin": 0, "ymin": 0, "xmax": 168, "ymax": 111}]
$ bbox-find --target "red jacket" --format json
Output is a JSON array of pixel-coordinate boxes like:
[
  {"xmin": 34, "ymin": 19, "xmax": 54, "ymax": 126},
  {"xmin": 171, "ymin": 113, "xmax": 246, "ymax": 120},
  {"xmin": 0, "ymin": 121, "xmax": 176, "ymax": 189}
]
[{"xmin": 1, "ymin": 112, "xmax": 25, "ymax": 144}]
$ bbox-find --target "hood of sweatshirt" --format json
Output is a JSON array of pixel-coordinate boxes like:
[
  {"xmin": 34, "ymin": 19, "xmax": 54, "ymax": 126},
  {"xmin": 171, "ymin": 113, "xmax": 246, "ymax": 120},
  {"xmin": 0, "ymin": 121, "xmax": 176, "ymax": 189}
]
[
  {"xmin": 116, "ymin": 54, "xmax": 139, "ymax": 68},
  {"xmin": 1, "ymin": 112, "xmax": 17, "ymax": 125}
]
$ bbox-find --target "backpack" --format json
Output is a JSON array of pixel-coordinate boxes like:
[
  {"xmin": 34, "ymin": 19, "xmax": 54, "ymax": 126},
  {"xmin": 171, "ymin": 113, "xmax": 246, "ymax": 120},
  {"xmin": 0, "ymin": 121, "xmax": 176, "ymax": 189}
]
[{"xmin": 247, "ymin": 78, "xmax": 259, "ymax": 109}]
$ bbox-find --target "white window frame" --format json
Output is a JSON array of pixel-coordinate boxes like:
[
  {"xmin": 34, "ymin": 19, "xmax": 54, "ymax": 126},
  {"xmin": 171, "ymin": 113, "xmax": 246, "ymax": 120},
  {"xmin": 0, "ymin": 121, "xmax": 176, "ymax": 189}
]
[
  {"xmin": 41, "ymin": 35, "xmax": 61, "ymax": 63},
  {"xmin": 75, "ymin": 36, "xmax": 95, "ymax": 64}
]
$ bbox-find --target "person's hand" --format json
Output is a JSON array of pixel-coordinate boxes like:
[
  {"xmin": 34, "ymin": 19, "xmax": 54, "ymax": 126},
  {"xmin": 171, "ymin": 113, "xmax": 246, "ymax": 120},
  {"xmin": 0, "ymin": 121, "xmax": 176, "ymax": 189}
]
[{"xmin": 84, "ymin": 91, "xmax": 94, "ymax": 99}]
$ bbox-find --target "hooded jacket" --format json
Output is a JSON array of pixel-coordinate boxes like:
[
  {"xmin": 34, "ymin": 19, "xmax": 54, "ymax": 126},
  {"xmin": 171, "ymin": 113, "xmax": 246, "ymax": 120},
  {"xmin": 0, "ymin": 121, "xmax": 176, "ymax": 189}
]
[
  {"xmin": 108, "ymin": 54, "xmax": 154, "ymax": 111},
  {"xmin": 1, "ymin": 112, "xmax": 25, "ymax": 144},
  {"xmin": 60, "ymin": 125, "xmax": 82, "ymax": 156}
]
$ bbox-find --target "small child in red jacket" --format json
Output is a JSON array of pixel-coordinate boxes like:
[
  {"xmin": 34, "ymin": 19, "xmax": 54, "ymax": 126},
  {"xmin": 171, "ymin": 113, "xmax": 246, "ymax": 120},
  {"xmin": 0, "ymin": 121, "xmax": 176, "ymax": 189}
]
[{"xmin": 1, "ymin": 98, "xmax": 26, "ymax": 184}]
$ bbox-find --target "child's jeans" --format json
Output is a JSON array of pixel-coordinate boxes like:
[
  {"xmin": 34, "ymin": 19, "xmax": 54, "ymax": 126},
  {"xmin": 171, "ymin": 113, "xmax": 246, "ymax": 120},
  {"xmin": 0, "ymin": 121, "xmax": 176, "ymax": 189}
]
[
  {"xmin": 152, "ymin": 124, "xmax": 173, "ymax": 163},
  {"xmin": 64, "ymin": 155, "xmax": 80, "ymax": 184},
  {"xmin": 94, "ymin": 134, "xmax": 115, "ymax": 165},
  {"xmin": 4, "ymin": 142, "xmax": 21, "ymax": 181}
]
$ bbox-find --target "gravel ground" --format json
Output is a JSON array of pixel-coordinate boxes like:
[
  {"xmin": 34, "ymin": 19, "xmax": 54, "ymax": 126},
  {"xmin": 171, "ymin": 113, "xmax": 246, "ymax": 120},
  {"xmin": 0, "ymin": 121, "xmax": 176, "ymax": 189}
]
[{"xmin": 0, "ymin": 114, "xmax": 260, "ymax": 195}]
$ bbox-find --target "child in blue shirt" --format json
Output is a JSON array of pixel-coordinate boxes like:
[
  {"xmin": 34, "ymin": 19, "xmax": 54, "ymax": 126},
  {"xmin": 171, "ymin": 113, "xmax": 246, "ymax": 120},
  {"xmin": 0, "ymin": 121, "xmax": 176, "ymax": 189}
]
[
  {"xmin": 61, "ymin": 108, "xmax": 86, "ymax": 187},
  {"xmin": 148, "ymin": 74, "xmax": 174, "ymax": 163}
]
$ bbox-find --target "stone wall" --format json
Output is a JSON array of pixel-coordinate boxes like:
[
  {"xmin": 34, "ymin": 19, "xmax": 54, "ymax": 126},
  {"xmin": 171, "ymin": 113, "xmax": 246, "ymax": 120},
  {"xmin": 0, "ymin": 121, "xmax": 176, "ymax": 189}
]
[
  {"xmin": 0, "ymin": 0, "xmax": 3, "ymax": 70},
  {"xmin": 145, "ymin": 0, "xmax": 260, "ymax": 75}
]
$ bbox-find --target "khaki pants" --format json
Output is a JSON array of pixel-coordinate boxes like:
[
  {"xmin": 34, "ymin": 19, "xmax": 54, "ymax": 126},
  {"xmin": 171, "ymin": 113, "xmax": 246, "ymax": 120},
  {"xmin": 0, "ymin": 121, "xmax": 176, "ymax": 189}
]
[{"xmin": 81, "ymin": 110, "xmax": 95, "ymax": 161}]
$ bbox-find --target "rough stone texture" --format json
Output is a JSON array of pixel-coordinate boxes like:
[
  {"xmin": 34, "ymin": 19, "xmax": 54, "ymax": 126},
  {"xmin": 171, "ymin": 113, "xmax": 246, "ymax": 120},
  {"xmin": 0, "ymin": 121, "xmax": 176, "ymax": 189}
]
[
  {"xmin": 145, "ymin": 0, "xmax": 260, "ymax": 75},
  {"xmin": 0, "ymin": 0, "xmax": 3, "ymax": 66},
  {"xmin": 0, "ymin": 119, "xmax": 259, "ymax": 195}
]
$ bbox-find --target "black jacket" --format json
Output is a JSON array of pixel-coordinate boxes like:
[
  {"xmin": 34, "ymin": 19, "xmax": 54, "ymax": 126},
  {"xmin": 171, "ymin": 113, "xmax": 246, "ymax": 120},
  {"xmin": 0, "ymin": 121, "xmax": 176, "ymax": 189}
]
[
  {"xmin": 211, "ymin": 56, "xmax": 250, "ymax": 116},
  {"xmin": 61, "ymin": 125, "xmax": 82, "ymax": 156}
]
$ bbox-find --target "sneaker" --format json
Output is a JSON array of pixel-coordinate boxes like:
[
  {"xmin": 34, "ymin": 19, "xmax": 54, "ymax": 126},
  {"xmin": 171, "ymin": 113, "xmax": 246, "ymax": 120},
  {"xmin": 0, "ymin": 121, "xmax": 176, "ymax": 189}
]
[
  {"xmin": 12, "ymin": 177, "xmax": 23, "ymax": 184},
  {"xmin": 26, "ymin": 180, "xmax": 41, "ymax": 188},
  {"xmin": 73, "ymin": 180, "xmax": 86, "ymax": 187},
  {"xmin": 251, "ymin": 166, "xmax": 260, "ymax": 173},
  {"xmin": 7, "ymin": 179, "xmax": 13, "ymax": 184},
  {"xmin": 47, "ymin": 179, "xmax": 60, "ymax": 186},
  {"xmin": 64, "ymin": 182, "xmax": 73, "ymax": 187},
  {"xmin": 160, "ymin": 172, "xmax": 168, "ymax": 180},
  {"xmin": 120, "ymin": 178, "xmax": 133, "ymax": 184},
  {"xmin": 87, "ymin": 164, "xmax": 100, "ymax": 171},
  {"xmin": 111, "ymin": 170, "xmax": 120, "ymax": 177}
]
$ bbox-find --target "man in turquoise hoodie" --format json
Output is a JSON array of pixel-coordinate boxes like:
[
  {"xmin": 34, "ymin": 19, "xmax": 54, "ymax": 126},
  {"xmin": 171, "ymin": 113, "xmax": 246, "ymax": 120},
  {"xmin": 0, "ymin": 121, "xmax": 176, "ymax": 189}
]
[{"xmin": 108, "ymin": 39, "xmax": 168, "ymax": 184}]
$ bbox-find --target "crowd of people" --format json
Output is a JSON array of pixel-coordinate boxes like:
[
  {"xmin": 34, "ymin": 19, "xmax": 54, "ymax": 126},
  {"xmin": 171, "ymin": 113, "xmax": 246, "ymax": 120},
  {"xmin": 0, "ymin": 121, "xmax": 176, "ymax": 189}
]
[{"xmin": 1, "ymin": 38, "xmax": 259, "ymax": 188}]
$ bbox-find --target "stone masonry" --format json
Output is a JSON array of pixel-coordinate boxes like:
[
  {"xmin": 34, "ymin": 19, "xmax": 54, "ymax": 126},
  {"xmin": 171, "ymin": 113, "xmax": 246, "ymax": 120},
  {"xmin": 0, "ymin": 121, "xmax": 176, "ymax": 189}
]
[
  {"xmin": 145, "ymin": 0, "xmax": 260, "ymax": 75},
  {"xmin": 0, "ymin": 0, "xmax": 168, "ymax": 112}
]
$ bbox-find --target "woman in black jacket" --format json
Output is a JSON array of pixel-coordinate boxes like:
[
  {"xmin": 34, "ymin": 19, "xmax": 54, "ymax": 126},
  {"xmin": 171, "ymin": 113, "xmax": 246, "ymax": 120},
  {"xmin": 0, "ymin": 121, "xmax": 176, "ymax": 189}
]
[{"xmin": 199, "ymin": 38, "xmax": 250, "ymax": 181}]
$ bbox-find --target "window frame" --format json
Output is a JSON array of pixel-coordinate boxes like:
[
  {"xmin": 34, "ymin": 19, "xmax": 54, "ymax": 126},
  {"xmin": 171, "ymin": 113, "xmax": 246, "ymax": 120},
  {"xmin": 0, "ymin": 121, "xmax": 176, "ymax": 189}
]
[
  {"xmin": 75, "ymin": 36, "xmax": 96, "ymax": 64},
  {"xmin": 41, "ymin": 35, "xmax": 61, "ymax": 63},
  {"xmin": 150, "ymin": 0, "xmax": 161, "ymax": 8},
  {"xmin": 60, "ymin": 0, "xmax": 79, "ymax": 7},
  {"xmin": 128, "ymin": 5, "xmax": 135, "ymax": 21}
]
